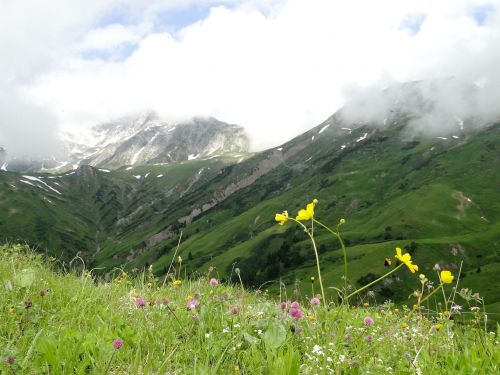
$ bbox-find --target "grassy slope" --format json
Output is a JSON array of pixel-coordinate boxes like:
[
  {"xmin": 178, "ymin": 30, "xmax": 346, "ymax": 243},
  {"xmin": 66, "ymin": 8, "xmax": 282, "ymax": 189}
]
[{"xmin": 1, "ymin": 245, "xmax": 498, "ymax": 374}]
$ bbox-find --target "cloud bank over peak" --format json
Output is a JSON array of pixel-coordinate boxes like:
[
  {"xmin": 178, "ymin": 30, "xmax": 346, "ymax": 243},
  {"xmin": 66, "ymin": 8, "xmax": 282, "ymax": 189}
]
[{"xmin": 1, "ymin": 0, "xmax": 500, "ymax": 157}]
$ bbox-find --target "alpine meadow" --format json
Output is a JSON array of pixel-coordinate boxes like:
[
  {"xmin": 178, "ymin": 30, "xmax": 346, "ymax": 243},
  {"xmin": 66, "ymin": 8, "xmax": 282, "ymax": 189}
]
[{"xmin": 1, "ymin": 1, "xmax": 500, "ymax": 374}]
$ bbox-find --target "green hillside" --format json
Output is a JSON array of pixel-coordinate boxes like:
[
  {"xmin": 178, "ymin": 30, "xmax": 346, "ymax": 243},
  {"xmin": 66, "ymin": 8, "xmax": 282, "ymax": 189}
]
[{"xmin": 0, "ymin": 114, "xmax": 499, "ymax": 313}]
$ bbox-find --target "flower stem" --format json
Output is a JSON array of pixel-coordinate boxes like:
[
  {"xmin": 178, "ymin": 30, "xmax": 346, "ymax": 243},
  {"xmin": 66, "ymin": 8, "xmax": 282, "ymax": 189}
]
[
  {"xmin": 346, "ymin": 263, "xmax": 404, "ymax": 300},
  {"xmin": 291, "ymin": 219, "xmax": 326, "ymax": 305},
  {"xmin": 313, "ymin": 220, "xmax": 348, "ymax": 302},
  {"xmin": 103, "ymin": 350, "xmax": 116, "ymax": 375},
  {"xmin": 419, "ymin": 285, "xmax": 443, "ymax": 306}
]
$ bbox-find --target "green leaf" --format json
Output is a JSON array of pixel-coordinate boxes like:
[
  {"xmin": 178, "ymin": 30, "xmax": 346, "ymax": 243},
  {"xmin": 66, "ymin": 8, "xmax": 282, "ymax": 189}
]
[
  {"xmin": 14, "ymin": 268, "xmax": 36, "ymax": 288},
  {"xmin": 263, "ymin": 322, "xmax": 286, "ymax": 349},
  {"xmin": 243, "ymin": 332, "xmax": 261, "ymax": 346}
]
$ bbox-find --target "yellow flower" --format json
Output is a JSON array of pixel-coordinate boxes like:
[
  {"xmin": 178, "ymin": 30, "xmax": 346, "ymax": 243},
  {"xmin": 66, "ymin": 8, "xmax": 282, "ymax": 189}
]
[
  {"xmin": 440, "ymin": 270, "xmax": 454, "ymax": 284},
  {"xmin": 296, "ymin": 200, "xmax": 317, "ymax": 221},
  {"xmin": 363, "ymin": 302, "xmax": 369, "ymax": 307},
  {"xmin": 394, "ymin": 308, "xmax": 399, "ymax": 313},
  {"xmin": 395, "ymin": 247, "xmax": 419, "ymax": 273},
  {"xmin": 173, "ymin": 279, "xmax": 182, "ymax": 286},
  {"xmin": 275, "ymin": 211, "xmax": 289, "ymax": 226},
  {"xmin": 132, "ymin": 292, "xmax": 139, "ymax": 298},
  {"xmin": 401, "ymin": 322, "xmax": 408, "ymax": 329},
  {"xmin": 435, "ymin": 323, "xmax": 442, "ymax": 331},
  {"xmin": 147, "ymin": 282, "xmax": 152, "ymax": 288},
  {"xmin": 308, "ymin": 314, "xmax": 316, "ymax": 321},
  {"xmin": 310, "ymin": 276, "xmax": 315, "ymax": 283}
]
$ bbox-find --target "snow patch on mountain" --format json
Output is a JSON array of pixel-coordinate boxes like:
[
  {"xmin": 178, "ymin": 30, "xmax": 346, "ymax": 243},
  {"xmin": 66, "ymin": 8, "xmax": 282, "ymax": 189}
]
[
  {"xmin": 319, "ymin": 124, "xmax": 330, "ymax": 134},
  {"xmin": 22, "ymin": 175, "xmax": 62, "ymax": 194}
]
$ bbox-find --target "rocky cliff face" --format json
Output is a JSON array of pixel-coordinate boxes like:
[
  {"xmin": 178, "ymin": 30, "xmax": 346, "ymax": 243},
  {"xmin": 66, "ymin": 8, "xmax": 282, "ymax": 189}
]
[{"xmin": 60, "ymin": 113, "xmax": 250, "ymax": 170}]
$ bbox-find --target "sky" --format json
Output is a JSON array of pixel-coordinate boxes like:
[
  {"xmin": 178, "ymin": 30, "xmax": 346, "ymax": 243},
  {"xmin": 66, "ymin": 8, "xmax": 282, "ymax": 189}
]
[{"xmin": 1, "ymin": 0, "xmax": 499, "ymax": 157}]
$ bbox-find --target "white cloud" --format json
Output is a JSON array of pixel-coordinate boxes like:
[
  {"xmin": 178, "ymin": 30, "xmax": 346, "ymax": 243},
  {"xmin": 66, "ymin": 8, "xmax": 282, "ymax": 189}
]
[{"xmin": 2, "ymin": 0, "xmax": 500, "ymax": 155}]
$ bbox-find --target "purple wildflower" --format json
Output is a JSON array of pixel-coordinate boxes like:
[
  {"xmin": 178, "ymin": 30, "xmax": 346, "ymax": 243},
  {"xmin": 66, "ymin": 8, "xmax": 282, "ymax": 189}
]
[
  {"xmin": 289, "ymin": 307, "xmax": 303, "ymax": 320},
  {"xmin": 310, "ymin": 297, "xmax": 320, "ymax": 306},
  {"xmin": 187, "ymin": 299, "xmax": 200, "ymax": 309},
  {"xmin": 135, "ymin": 298, "xmax": 147, "ymax": 308},
  {"xmin": 363, "ymin": 316, "xmax": 374, "ymax": 326},
  {"xmin": 112, "ymin": 338, "xmax": 123, "ymax": 350},
  {"xmin": 209, "ymin": 278, "xmax": 219, "ymax": 286}
]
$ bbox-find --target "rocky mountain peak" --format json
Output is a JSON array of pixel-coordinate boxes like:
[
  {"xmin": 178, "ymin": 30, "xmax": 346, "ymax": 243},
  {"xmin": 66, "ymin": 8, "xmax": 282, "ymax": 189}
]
[{"xmin": 54, "ymin": 112, "xmax": 250, "ymax": 171}]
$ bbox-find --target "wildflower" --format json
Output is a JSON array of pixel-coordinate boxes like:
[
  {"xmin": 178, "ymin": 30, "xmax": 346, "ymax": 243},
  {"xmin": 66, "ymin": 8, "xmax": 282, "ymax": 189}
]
[
  {"xmin": 39, "ymin": 290, "xmax": 46, "ymax": 297},
  {"xmin": 363, "ymin": 302, "xmax": 369, "ymax": 308},
  {"xmin": 433, "ymin": 263, "xmax": 441, "ymax": 271},
  {"xmin": 339, "ymin": 218, "xmax": 346, "ymax": 225},
  {"xmin": 363, "ymin": 316, "xmax": 374, "ymax": 326},
  {"xmin": 209, "ymin": 278, "xmax": 219, "ymax": 286},
  {"xmin": 187, "ymin": 299, "xmax": 200, "ymax": 309},
  {"xmin": 310, "ymin": 276, "xmax": 315, "ymax": 283},
  {"xmin": 366, "ymin": 335, "xmax": 373, "ymax": 343},
  {"xmin": 275, "ymin": 210, "xmax": 289, "ymax": 225},
  {"xmin": 230, "ymin": 306, "xmax": 239, "ymax": 315},
  {"xmin": 310, "ymin": 297, "xmax": 320, "ymax": 306},
  {"xmin": 443, "ymin": 310, "xmax": 450, "ymax": 318},
  {"xmin": 440, "ymin": 270, "xmax": 454, "ymax": 284},
  {"xmin": 173, "ymin": 279, "xmax": 182, "ymax": 286},
  {"xmin": 401, "ymin": 322, "xmax": 408, "ymax": 329},
  {"xmin": 289, "ymin": 306, "xmax": 303, "ymax": 320},
  {"xmin": 112, "ymin": 338, "xmax": 123, "ymax": 350},
  {"xmin": 395, "ymin": 247, "xmax": 419, "ymax": 273},
  {"xmin": 394, "ymin": 308, "xmax": 400, "ymax": 313},
  {"xmin": 384, "ymin": 257, "xmax": 392, "ymax": 266},
  {"xmin": 419, "ymin": 274, "xmax": 428, "ymax": 283},
  {"xmin": 147, "ymin": 282, "xmax": 152, "ymax": 288},
  {"xmin": 435, "ymin": 323, "xmax": 442, "ymax": 331},
  {"xmin": 291, "ymin": 301, "xmax": 300, "ymax": 309},
  {"xmin": 24, "ymin": 300, "xmax": 33, "ymax": 309},
  {"xmin": 312, "ymin": 345, "xmax": 323, "ymax": 355},
  {"xmin": 451, "ymin": 304, "xmax": 462, "ymax": 314},
  {"xmin": 5, "ymin": 356, "xmax": 15, "ymax": 366},
  {"xmin": 296, "ymin": 200, "xmax": 317, "ymax": 221},
  {"xmin": 280, "ymin": 302, "xmax": 287, "ymax": 310},
  {"xmin": 132, "ymin": 292, "xmax": 140, "ymax": 299},
  {"xmin": 308, "ymin": 314, "xmax": 316, "ymax": 321},
  {"xmin": 162, "ymin": 298, "xmax": 169, "ymax": 305},
  {"xmin": 136, "ymin": 298, "xmax": 146, "ymax": 308}
]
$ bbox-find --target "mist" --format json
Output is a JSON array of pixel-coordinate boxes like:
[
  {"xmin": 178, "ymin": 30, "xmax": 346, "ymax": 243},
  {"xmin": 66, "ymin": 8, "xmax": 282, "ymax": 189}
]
[
  {"xmin": 339, "ymin": 76, "xmax": 500, "ymax": 136},
  {"xmin": 2, "ymin": 0, "xmax": 500, "ymax": 156}
]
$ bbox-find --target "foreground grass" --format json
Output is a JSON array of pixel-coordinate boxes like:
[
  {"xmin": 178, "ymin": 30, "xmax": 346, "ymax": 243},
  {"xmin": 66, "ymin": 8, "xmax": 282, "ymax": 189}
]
[{"xmin": 1, "ymin": 245, "xmax": 498, "ymax": 374}]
